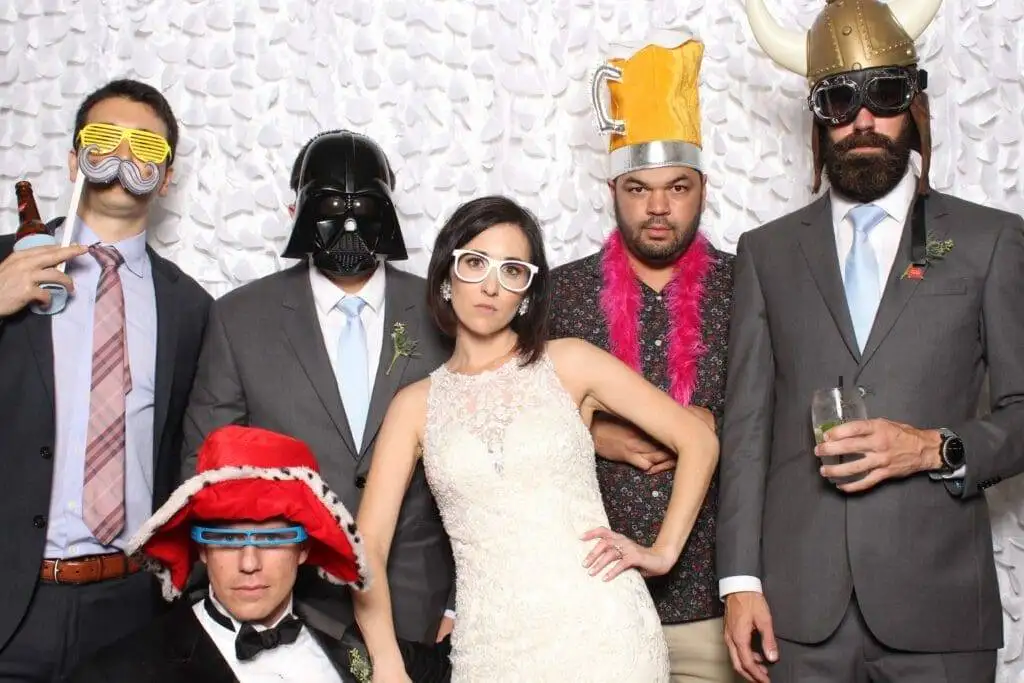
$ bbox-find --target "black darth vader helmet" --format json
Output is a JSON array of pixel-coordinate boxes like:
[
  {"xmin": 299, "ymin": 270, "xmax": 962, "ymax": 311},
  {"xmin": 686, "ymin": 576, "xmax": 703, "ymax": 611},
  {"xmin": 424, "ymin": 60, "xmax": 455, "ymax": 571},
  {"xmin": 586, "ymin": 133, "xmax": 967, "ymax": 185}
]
[{"xmin": 283, "ymin": 131, "xmax": 407, "ymax": 275}]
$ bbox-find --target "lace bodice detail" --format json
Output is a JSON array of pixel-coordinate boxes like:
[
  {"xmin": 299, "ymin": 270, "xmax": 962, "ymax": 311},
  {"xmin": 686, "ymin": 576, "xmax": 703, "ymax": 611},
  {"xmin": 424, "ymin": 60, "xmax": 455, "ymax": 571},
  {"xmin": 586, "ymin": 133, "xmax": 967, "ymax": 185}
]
[{"xmin": 422, "ymin": 353, "xmax": 668, "ymax": 682}]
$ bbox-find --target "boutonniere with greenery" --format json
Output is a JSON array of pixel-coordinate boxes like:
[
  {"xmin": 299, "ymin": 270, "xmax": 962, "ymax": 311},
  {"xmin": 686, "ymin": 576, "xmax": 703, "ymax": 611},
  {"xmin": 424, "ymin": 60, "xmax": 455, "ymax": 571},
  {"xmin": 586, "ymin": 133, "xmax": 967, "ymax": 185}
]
[
  {"xmin": 387, "ymin": 322, "xmax": 419, "ymax": 375},
  {"xmin": 348, "ymin": 648, "xmax": 372, "ymax": 682},
  {"xmin": 901, "ymin": 233, "xmax": 954, "ymax": 280}
]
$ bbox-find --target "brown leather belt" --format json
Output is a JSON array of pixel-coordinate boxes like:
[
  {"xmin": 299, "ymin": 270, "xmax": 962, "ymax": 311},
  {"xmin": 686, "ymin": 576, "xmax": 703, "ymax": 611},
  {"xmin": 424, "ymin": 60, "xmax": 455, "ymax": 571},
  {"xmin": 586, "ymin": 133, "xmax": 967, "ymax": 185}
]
[{"xmin": 40, "ymin": 552, "xmax": 141, "ymax": 585}]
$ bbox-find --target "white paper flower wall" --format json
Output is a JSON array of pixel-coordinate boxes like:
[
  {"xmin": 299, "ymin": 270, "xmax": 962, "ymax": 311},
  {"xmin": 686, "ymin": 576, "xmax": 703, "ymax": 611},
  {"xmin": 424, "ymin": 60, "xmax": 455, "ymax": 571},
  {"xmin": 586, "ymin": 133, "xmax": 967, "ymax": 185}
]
[{"xmin": 1, "ymin": 0, "xmax": 1023, "ymax": 678}]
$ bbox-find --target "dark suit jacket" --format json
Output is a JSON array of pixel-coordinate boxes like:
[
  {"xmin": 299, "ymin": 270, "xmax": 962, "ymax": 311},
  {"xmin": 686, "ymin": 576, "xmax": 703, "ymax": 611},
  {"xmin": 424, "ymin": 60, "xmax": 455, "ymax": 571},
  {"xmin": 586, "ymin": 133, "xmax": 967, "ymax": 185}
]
[
  {"xmin": 0, "ymin": 228, "xmax": 211, "ymax": 652},
  {"xmin": 66, "ymin": 598, "xmax": 452, "ymax": 683},
  {"xmin": 718, "ymin": 190, "xmax": 1024, "ymax": 651},
  {"xmin": 180, "ymin": 262, "xmax": 455, "ymax": 644}
]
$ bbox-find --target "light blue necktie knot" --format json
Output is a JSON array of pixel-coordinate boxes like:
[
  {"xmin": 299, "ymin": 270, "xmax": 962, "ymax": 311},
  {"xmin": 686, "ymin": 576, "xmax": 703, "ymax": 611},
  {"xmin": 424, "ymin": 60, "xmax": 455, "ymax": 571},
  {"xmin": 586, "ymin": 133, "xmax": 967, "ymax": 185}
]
[
  {"xmin": 849, "ymin": 204, "xmax": 887, "ymax": 238},
  {"xmin": 335, "ymin": 296, "xmax": 369, "ymax": 450},
  {"xmin": 339, "ymin": 296, "xmax": 366, "ymax": 318},
  {"xmin": 844, "ymin": 204, "xmax": 888, "ymax": 352}
]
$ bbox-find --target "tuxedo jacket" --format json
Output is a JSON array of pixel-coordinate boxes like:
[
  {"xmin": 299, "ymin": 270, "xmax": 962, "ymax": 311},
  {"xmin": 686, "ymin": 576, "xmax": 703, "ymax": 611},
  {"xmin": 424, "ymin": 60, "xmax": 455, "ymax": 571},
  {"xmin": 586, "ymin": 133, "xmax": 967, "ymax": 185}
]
[
  {"xmin": 718, "ymin": 190, "xmax": 1024, "ymax": 651},
  {"xmin": 67, "ymin": 598, "xmax": 452, "ymax": 683},
  {"xmin": 180, "ymin": 262, "xmax": 454, "ymax": 643},
  {"xmin": 0, "ymin": 229, "xmax": 211, "ymax": 651}
]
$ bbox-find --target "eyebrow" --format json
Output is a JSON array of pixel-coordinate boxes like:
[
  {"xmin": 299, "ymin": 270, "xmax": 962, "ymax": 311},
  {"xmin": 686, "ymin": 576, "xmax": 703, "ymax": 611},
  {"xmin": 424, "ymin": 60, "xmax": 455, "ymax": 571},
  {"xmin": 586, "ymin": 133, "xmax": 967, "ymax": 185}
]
[
  {"xmin": 464, "ymin": 248, "xmax": 529, "ymax": 262},
  {"xmin": 90, "ymin": 122, "xmax": 163, "ymax": 136},
  {"xmin": 621, "ymin": 174, "xmax": 694, "ymax": 189}
]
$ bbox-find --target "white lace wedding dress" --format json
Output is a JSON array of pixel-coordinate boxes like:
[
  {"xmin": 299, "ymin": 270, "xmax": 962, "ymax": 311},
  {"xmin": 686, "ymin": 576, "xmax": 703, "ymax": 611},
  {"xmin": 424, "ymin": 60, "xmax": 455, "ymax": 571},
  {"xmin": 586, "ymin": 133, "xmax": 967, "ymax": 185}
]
[{"xmin": 423, "ymin": 353, "xmax": 669, "ymax": 682}]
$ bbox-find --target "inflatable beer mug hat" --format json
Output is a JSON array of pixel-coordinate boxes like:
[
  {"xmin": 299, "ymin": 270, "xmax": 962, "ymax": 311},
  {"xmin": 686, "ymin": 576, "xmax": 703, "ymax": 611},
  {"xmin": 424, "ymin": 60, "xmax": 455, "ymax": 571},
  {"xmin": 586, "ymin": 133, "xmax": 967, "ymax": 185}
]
[
  {"xmin": 745, "ymin": 0, "xmax": 943, "ymax": 195},
  {"xmin": 590, "ymin": 36, "xmax": 706, "ymax": 180}
]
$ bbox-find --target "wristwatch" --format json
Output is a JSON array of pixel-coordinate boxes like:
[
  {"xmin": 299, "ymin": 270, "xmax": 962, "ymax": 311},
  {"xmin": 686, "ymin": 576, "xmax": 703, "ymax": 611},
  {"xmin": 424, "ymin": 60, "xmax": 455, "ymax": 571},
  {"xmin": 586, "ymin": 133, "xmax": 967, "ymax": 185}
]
[{"xmin": 935, "ymin": 427, "xmax": 965, "ymax": 476}]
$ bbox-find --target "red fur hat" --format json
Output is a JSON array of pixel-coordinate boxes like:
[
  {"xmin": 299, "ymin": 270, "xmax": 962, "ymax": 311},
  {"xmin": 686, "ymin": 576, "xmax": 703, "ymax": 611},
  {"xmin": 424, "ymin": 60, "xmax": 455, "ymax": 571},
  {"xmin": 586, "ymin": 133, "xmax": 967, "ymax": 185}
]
[{"xmin": 126, "ymin": 425, "xmax": 368, "ymax": 601}]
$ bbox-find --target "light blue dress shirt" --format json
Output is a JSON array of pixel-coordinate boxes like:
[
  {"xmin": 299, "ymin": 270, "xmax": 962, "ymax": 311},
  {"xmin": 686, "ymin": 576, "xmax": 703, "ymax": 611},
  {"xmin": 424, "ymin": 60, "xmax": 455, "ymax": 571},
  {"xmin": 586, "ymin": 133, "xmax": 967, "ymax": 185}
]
[{"xmin": 45, "ymin": 220, "xmax": 157, "ymax": 559}]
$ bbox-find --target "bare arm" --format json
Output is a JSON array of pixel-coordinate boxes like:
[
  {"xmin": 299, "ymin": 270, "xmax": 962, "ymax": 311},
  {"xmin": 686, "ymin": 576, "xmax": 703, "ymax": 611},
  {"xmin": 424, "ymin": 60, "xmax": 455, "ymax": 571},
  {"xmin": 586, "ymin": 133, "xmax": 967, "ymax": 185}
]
[
  {"xmin": 550, "ymin": 338, "xmax": 719, "ymax": 569},
  {"xmin": 352, "ymin": 381, "xmax": 428, "ymax": 678}
]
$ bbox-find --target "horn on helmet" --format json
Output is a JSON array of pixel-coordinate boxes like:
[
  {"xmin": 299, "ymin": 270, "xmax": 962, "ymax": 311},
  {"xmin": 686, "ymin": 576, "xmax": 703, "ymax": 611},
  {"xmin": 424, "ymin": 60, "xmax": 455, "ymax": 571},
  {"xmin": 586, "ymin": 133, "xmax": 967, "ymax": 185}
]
[
  {"xmin": 745, "ymin": 0, "xmax": 808, "ymax": 77},
  {"xmin": 887, "ymin": 0, "xmax": 943, "ymax": 40}
]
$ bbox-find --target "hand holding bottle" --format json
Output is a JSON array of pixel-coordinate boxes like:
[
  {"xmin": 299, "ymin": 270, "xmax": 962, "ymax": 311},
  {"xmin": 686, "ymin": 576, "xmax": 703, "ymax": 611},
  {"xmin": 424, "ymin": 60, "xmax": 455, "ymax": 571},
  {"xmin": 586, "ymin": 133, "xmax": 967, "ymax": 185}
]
[{"xmin": 0, "ymin": 243, "xmax": 86, "ymax": 318}]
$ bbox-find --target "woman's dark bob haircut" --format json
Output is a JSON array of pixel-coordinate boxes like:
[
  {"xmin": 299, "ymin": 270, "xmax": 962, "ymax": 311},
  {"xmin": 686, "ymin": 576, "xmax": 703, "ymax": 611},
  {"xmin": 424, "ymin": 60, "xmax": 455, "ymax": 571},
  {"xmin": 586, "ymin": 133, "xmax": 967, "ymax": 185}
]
[{"xmin": 426, "ymin": 195, "xmax": 551, "ymax": 365}]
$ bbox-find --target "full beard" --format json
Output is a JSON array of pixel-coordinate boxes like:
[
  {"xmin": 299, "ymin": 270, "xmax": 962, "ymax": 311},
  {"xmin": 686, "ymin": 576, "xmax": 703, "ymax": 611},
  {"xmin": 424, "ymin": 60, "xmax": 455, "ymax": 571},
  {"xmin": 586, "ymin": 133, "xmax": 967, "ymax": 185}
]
[
  {"xmin": 613, "ymin": 204, "xmax": 701, "ymax": 266},
  {"xmin": 823, "ymin": 121, "xmax": 913, "ymax": 203}
]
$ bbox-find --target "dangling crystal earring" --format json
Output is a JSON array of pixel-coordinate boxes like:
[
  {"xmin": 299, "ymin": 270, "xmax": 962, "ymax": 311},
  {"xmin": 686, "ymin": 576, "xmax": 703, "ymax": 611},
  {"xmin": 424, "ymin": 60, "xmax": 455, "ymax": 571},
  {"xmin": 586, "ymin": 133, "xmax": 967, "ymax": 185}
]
[
  {"xmin": 518, "ymin": 297, "xmax": 529, "ymax": 316},
  {"xmin": 441, "ymin": 280, "xmax": 452, "ymax": 302}
]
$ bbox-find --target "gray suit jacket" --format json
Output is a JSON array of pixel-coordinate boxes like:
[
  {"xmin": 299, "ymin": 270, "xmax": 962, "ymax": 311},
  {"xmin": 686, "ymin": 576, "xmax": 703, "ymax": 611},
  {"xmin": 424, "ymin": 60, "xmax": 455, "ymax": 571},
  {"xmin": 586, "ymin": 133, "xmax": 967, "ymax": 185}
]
[
  {"xmin": 718, "ymin": 190, "xmax": 1024, "ymax": 652},
  {"xmin": 180, "ymin": 262, "xmax": 455, "ymax": 644}
]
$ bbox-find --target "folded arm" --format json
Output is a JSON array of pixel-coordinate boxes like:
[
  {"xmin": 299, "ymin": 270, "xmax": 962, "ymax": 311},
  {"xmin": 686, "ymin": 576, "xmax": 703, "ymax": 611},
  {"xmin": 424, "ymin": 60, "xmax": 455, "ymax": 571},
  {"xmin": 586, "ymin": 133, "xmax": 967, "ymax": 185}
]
[
  {"xmin": 954, "ymin": 216, "xmax": 1024, "ymax": 497},
  {"xmin": 550, "ymin": 337, "xmax": 719, "ymax": 570}
]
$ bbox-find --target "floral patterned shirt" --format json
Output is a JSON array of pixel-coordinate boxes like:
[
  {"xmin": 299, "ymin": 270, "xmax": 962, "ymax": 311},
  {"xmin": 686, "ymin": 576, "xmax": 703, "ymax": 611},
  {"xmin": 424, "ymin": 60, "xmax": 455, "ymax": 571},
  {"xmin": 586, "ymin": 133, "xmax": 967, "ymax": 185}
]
[{"xmin": 550, "ymin": 244, "xmax": 734, "ymax": 624}]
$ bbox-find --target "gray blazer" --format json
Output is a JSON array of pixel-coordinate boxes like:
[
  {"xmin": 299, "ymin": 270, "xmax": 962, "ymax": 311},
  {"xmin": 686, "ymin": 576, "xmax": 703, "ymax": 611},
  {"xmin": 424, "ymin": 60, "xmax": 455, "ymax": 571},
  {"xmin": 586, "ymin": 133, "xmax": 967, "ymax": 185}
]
[
  {"xmin": 180, "ymin": 262, "xmax": 454, "ymax": 644},
  {"xmin": 718, "ymin": 190, "xmax": 1024, "ymax": 652}
]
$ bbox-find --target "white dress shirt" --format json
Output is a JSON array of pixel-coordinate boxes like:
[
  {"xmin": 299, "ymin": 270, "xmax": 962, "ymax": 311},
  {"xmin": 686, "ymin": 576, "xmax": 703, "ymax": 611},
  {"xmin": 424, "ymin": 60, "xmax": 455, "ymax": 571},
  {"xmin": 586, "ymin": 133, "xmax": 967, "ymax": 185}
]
[
  {"xmin": 831, "ymin": 169, "xmax": 916, "ymax": 292},
  {"xmin": 308, "ymin": 259, "xmax": 387, "ymax": 392},
  {"xmin": 194, "ymin": 590, "xmax": 343, "ymax": 683},
  {"xmin": 719, "ymin": 171, "xmax": 960, "ymax": 599}
]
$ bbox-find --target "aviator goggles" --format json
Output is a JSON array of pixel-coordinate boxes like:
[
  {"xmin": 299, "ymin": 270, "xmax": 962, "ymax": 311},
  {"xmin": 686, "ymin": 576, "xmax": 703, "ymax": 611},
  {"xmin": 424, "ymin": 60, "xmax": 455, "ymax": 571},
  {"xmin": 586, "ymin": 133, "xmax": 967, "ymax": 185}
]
[
  {"xmin": 190, "ymin": 525, "xmax": 309, "ymax": 548},
  {"xmin": 77, "ymin": 123, "xmax": 172, "ymax": 165},
  {"xmin": 809, "ymin": 67, "xmax": 927, "ymax": 127}
]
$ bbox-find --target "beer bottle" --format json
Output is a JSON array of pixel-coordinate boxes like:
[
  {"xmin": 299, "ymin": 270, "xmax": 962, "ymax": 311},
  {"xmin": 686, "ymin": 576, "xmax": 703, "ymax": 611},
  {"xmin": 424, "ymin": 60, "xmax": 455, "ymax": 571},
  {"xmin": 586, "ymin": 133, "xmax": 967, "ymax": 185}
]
[
  {"xmin": 12, "ymin": 180, "xmax": 68, "ymax": 315},
  {"xmin": 15, "ymin": 181, "xmax": 51, "ymax": 241}
]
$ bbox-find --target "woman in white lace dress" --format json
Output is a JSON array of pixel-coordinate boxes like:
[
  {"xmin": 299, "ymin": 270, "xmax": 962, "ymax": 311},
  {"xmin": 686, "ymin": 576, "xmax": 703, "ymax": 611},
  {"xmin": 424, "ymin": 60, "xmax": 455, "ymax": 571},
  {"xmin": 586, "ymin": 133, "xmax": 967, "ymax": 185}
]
[{"xmin": 353, "ymin": 196, "xmax": 719, "ymax": 683}]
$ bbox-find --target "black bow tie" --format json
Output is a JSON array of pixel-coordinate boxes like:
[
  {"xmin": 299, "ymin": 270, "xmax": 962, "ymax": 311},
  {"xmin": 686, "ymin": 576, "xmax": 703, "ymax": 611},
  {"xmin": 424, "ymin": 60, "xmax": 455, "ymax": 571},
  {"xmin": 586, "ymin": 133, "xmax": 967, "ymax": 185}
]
[{"xmin": 203, "ymin": 595, "xmax": 304, "ymax": 661}]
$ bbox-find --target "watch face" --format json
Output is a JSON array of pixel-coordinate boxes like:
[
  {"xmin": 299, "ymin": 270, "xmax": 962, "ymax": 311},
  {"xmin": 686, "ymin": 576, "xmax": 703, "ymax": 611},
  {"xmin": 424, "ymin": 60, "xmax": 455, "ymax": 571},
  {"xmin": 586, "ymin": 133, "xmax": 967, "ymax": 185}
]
[{"xmin": 943, "ymin": 437, "xmax": 966, "ymax": 469}]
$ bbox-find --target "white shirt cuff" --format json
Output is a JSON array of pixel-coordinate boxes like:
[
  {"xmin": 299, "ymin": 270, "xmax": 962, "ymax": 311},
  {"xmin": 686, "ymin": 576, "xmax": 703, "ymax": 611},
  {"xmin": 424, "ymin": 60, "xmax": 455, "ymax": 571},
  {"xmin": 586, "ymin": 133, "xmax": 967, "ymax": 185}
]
[
  {"xmin": 928, "ymin": 464, "xmax": 966, "ymax": 481},
  {"xmin": 719, "ymin": 576, "xmax": 763, "ymax": 599},
  {"xmin": 443, "ymin": 609, "xmax": 456, "ymax": 620}
]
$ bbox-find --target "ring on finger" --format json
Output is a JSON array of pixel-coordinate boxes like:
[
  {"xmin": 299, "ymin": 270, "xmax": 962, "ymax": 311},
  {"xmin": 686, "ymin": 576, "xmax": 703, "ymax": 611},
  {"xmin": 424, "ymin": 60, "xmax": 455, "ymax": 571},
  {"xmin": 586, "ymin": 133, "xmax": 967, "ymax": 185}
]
[{"xmin": 613, "ymin": 543, "xmax": 624, "ymax": 559}]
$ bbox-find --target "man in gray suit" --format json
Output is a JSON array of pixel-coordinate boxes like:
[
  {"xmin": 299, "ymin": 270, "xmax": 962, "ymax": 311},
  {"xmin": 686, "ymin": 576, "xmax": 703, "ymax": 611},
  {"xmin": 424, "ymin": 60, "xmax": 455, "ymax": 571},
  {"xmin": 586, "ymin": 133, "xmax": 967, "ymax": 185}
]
[
  {"xmin": 181, "ymin": 131, "xmax": 455, "ymax": 646},
  {"xmin": 720, "ymin": 1, "xmax": 1024, "ymax": 681}
]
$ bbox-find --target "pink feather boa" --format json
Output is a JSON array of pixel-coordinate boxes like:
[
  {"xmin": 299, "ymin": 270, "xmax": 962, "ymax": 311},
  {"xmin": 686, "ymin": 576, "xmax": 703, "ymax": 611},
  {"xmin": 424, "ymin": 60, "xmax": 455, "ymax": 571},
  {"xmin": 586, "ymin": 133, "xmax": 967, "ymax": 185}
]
[{"xmin": 599, "ymin": 230, "xmax": 712, "ymax": 405}]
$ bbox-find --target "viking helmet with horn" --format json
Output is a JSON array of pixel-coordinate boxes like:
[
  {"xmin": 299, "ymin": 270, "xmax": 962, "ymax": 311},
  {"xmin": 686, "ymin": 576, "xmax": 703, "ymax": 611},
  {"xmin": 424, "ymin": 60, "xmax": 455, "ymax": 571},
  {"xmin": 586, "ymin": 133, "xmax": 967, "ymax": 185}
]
[{"xmin": 746, "ymin": 0, "xmax": 942, "ymax": 195}]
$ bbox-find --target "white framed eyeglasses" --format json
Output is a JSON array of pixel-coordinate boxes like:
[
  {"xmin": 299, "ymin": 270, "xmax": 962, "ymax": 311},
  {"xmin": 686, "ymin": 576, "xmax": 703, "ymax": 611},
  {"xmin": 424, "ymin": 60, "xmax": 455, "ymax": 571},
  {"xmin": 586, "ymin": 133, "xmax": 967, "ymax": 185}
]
[{"xmin": 452, "ymin": 249, "xmax": 538, "ymax": 293}]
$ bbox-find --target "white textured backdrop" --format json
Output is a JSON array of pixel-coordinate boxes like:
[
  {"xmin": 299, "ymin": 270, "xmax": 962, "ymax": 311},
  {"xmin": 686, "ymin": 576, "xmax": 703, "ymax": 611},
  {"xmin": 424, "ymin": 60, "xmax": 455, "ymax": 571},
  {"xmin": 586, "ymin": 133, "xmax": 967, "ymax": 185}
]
[{"xmin": 2, "ymin": 0, "xmax": 1023, "ymax": 678}]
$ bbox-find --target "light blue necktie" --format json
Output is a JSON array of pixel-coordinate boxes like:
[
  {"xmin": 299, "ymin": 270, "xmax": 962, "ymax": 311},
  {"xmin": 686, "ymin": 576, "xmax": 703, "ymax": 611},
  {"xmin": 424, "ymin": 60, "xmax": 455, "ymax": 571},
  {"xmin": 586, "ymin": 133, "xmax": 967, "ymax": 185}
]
[
  {"xmin": 844, "ymin": 204, "xmax": 888, "ymax": 351},
  {"xmin": 336, "ymin": 296, "xmax": 369, "ymax": 449}
]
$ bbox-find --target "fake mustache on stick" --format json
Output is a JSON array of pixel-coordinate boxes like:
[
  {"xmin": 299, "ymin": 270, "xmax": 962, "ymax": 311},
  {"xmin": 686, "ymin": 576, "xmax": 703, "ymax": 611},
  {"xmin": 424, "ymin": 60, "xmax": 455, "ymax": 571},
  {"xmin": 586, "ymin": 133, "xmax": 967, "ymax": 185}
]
[{"xmin": 77, "ymin": 144, "xmax": 162, "ymax": 195}]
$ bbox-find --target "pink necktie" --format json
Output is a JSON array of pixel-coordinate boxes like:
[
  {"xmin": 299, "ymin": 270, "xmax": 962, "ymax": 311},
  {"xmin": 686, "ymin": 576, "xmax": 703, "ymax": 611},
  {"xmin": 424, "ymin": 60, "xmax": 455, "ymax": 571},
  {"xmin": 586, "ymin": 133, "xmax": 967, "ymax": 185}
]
[{"xmin": 82, "ymin": 245, "xmax": 131, "ymax": 545}]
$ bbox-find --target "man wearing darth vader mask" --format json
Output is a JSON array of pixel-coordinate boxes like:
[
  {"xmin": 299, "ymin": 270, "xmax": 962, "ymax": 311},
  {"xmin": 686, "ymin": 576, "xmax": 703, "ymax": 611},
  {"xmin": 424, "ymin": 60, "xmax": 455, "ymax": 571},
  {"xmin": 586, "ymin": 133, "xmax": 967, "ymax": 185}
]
[
  {"xmin": 181, "ymin": 131, "xmax": 456, "ymax": 651},
  {"xmin": 718, "ymin": 1, "xmax": 1024, "ymax": 682}
]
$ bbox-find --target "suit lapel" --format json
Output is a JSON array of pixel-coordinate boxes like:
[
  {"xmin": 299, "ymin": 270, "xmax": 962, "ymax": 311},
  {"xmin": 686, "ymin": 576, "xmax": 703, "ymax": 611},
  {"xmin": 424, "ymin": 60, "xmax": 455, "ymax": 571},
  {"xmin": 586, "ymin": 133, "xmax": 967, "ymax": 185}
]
[
  {"xmin": 150, "ymin": 248, "xmax": 180, "ymax": 476},
  {"xmin": 162, "ymin": 603, "xmax": 238, "ymax": 683},
  {"xmin": 858, "ymin": 194, "xmax": 949, "ymax": 368},
  {"xmin": 360, "ymin": 267, "xmax": 418, "ymax": 459},
  {"xmin": 25, "ymin": 311, "xmax": 56, "ymax": 411},
  {"xmin": 797, "ymin": 195, "xmax": 861, "ymax": 362},
  {"xmin": 280, "ymin": 264, "xmax": 358, "ymax": 456}
]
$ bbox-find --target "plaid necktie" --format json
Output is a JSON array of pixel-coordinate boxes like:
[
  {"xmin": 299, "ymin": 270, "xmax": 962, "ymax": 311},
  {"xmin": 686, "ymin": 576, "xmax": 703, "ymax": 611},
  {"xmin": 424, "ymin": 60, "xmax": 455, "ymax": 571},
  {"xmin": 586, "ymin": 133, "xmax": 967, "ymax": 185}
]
[{"xmin": 82, "ymin": 245, "xmax": 131, "ymax": 545}]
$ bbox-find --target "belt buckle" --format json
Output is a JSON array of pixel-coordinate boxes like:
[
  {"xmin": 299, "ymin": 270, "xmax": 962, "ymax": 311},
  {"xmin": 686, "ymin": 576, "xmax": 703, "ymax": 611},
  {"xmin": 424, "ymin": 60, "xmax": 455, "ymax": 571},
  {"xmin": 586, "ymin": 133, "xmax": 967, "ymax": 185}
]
[{"xmin": 52, "ymin": 558, "xmax": 62, "ymax": 585}]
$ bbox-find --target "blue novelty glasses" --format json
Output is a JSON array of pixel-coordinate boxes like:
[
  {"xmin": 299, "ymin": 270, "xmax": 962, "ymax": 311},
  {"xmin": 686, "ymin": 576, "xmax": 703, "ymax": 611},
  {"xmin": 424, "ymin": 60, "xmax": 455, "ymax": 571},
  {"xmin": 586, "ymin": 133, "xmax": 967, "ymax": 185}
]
[{"xmin": 191, "ymin": 525, "xmax": 309, "ymax": 547}]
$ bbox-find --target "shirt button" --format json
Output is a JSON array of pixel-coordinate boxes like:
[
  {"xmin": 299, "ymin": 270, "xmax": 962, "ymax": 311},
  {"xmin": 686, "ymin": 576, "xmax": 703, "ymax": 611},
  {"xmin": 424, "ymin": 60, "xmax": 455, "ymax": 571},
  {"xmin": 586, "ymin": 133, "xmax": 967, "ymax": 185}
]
[
  {"xmin": 652, "ymin": 491, "xmax": 661, "ymax": 498},
  {"xmin": 33, "ymin": 515, "xmax": 47, "ymax": 528},
  {"xmin": 355, "ymin": 476, "xmax": 367, "ymax": 489},
  {"xmin": 654, "ymin": 339, "xmax": 663, "ymax": 347},
  {"xmin": 68, "ymin": 501, "xmax": 77, "ymax": 512},
  {"xmin": 70, "ymin": 545, "xmax": 79, "ymax": 556},
  {"xmin": 39, "ymin": 446, "xmax": 52, "ymax": 459}
]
